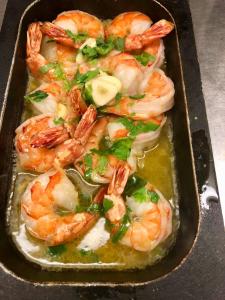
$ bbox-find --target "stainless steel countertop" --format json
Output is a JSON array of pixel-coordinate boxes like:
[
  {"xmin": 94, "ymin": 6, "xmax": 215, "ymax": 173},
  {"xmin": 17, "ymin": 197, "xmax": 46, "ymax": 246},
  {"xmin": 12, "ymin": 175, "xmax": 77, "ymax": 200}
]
[{"xmin": 0, "ymin": 0, "xmax": 225, "ymax": 224}]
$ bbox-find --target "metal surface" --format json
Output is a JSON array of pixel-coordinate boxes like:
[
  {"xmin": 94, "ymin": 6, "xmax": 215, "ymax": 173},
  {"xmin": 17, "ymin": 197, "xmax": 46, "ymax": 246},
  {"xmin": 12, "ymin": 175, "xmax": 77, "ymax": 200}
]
[{"xmin": 0, "ymin": 0, "xmax": 224, "ymax": 299}]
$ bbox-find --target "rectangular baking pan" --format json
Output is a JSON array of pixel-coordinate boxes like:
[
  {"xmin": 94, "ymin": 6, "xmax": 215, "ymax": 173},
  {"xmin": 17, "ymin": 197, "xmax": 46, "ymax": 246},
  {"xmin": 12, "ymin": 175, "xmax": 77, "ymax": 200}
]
[{"xmin": 0, "ymin": 0, "xmax": 224, "ymax": 297}]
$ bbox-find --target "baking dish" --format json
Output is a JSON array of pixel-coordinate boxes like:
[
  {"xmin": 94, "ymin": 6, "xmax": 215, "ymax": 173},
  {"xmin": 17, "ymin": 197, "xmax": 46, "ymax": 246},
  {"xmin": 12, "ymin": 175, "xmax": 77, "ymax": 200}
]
[{"xmin": 0, "ymin": 0, "xmax": 224, "ymax": 295}]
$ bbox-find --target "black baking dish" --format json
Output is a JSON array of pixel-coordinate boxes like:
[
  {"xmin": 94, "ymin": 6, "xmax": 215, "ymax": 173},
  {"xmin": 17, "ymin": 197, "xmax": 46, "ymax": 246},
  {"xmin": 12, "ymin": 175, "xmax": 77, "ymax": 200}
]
[{"xmin": 0, "ymin": 0, "xmax": 225, "ymax": 297}]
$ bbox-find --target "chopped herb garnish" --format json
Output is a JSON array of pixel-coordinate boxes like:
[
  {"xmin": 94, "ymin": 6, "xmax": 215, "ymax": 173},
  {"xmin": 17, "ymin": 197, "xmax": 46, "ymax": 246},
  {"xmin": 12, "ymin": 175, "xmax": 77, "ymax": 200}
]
[
  {"xmin": 112, "ymin": 212, "xmax": 130, "ymax": 243},
  {"xmin": 86, "ymin": 203, "xmax": 101, "ymax": 214},
  {"xmin": 129, "ymin": 94, "xmax": 145, "ymax": 100},
  {"xmin": 65, "ymin": 30, "xmax": 88, "ymax": 43},
  {"xmin": 123, "ymin": 174, "xmax": 147, "ymax": 196},
  {"xmin": 79, "ymin": 249, "xmax": 99, "ymax": 262},
  {"xmin": 84, "ymin": 153, "xmax": 93, "ymax": 169},
  {"xmin": 48, "ymin": 244, "xmax": 67, "ymax": 256},
  {"xmin": 53, "ymin": 117, "xmax": 65, "ymax": 125},
  {"xmin": 109, "ymin": 137, "xmax": 133, "ymax": 161},
  {"xmin": 91, "ymin": 137, "xmax": 133, "ymax": 161},
  {"xmin": 84, "ymin": 168, "xmax": 93, "ymax": 181},
  {"xmin": 134, "ymin": 52, "xmax": 156, "ymax": 66},
  {"xmin": 148, "ymin": 190, "xmax": 160, "ymax": 203},
  {"xmin": 96, "ymin": 155, "xmax": 108, "ymax": 175},
  {"xmin": 132, "ymin": 187, "xmax": 159, "ymax": 203},
  {"xmin": 74, "ymin": 69, "xmax": 100, "ymax": 87},
  {"xmin": 39, "ymin": 62, "xmax": 66, "ymax": 81},
  {"xmin": 24, "ymin": 90, "xmax": 48, "ymax": 103},
  {"xmin": 103, "ymin": 198, "xmax": 114, "ymax": 213},
  {"xmin": 96, "ymin": 37, "xmax": 114, "ymax": 56},
  {"xmin": 46, "ymin": 38, "xmax": 55, "ymax": 43},
  {"xmin": 115, "ymin": 92, "xmax": 122, "ymax": 102},
  {"xmin": 117, "ymin": 117, "xmax": 159, "ymax": 138},
  {"xmin": 83, "ymin": 84, "xmax": 94, "ymax": 104},
  {"xmin": 111, "ymin": 36, "xmax": 125, "ymax": 51},
  {"xmin": 81, "ymin": 45, "xmax": 98, "ymax": 60},
  {"xmin": 80, "ymin": 38, "xmax": 114, "ymax": 62}
]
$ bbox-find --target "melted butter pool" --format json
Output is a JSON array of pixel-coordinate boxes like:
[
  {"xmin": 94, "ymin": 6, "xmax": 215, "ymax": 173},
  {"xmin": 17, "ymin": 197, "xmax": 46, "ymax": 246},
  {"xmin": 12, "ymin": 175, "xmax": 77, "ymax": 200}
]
[{"xmin": 8, "ymin": 120, "xmax": 179, "ymax": 270}]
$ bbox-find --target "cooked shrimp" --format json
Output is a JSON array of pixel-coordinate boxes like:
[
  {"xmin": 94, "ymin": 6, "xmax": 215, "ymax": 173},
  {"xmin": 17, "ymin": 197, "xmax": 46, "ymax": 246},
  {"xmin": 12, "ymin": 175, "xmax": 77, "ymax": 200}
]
[
  {"xmin": 15, "ymin": 114, "xmax": 69, "ymax": 172},
  {"xmin": 104, "ymin": 164, "xmax": 130, "ymax": 224},
  {"xmin": 41, "ymin": 10, "xmax": 104, "ymax": 48},
  {"xmin": 125, "ymin": 19, "xmax": 174, "ymax": 51},
  {"xmin": 120, "ymin": 184, "xmax": 172, "ymax": 252},
  {"xmin": 105, "ymin": 12, "xmax": 152, "ymax": 38},
  {"xmin": 26, "ymin": 22, "xmax": 78, "ymax": 81},
  {"xmin": 15, "ymin": 105, "xmax": 96, "ymax": 173},
  {"xmin": 103, "ymin": 68, "xmax": 174, "ymax": 120},
  {"xmin": 107, "ymin": 115, "xmax": 166, "ymax": 153},
  {"xmin": 143, "ymin": 39, "xmax": 165, "ymax": 69},
  {"xmin": 100, "ymin": 53, "xmax": 143, "ymax": 95},
  {"xmin": 26, "ymin": 81, "xmax": 86, "ymax": 131},
  {"xmin": 21, "ymin": 168, "xmax": 107, "ymax": 245},
  {"xmin": 75, "ymin": 117, "xmax": 137, "ymax": 183},
  {"xmin": 26, "ymin": 82, "xmax": 64, "ymax": 115},
  {"xmin": 75, "ymin": 117, "xmax": 116, "ymax": 183}
]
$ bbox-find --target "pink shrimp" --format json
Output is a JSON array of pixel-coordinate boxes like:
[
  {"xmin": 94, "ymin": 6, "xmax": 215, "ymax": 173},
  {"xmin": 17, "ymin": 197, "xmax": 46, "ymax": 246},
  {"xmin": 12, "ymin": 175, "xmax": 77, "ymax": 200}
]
[
  {"xmin": 21, "ymin": 168, "xmax": 107, "ymax": 245},
  {"xmin": 41, "ymin": 10, "xmax": 104, "ymax": 48},
  {"xmin": 15, "ymin": 105, "xmax": 96, "ymax": 173},
  {"xmin": 103, "ymin": 68, "xmax": 174, "ymax": 120},
  {"xmin": 121, "ymin": 184, "xmax": 172, "ymax": 252}
]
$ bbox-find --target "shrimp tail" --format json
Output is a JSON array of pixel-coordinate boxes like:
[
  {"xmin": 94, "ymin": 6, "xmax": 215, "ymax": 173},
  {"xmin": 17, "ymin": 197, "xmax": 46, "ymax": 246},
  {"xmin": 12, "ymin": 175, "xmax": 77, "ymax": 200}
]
[
  {"xmin": 74, "ymin": 104, "xmax": 97, "ymax": 144},
  {"xmin": 108, "ymin": 164, "xmax": 130, "ymax": 196},
  {"xmin": 26, "ymin": 22, "xmax": 43, "ymax": 57},
  {"xmin": 68, "ymin": 86, "xmax": 87, "ymax": 116},
  {"xmin": 125, "ymin": 19, "xmax": 174, "ymax": 50},
  {"xmin": 55, "ymin": 105, "xmax": 97, "ymax": 166},
  {"xmin": 31, "ymin": 126, "xmax": 69, "ymax": 148},
  {"xmin": 41, "ymin": 22, "xmax": 78, "ymax": 48}
]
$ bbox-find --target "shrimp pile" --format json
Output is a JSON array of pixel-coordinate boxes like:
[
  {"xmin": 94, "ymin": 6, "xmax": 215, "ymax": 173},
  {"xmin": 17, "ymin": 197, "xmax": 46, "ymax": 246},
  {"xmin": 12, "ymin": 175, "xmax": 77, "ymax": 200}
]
[{"xmin": 15, "ymin": 10, "xmax": 175, "ymax": 259}]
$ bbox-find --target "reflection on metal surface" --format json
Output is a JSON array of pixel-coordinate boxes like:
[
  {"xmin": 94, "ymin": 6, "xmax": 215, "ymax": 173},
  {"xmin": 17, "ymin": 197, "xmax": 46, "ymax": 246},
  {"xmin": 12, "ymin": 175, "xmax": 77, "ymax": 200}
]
[{"xmin": 200, "ymin": 184, "xmax": 218, "ymax": 211}]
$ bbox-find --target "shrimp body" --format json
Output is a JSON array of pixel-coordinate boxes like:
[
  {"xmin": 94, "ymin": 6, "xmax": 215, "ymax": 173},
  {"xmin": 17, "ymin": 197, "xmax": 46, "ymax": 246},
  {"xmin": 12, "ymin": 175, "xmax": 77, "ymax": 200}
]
[
  {"xmin": 103, "ymin": 68, "xmax": 174, "ymax": 120},
  {"xmin": 28, "ymin": 82, "xmax": 64, "ymax": 115},
  {"xmin": 41, "ymin": 11, "xmax": 104, "ymax": 48},
  {"xmin": 144, "ymin": 39, "xmax": 165, "ymax": 69},
  {"xmin": 21, "ymin": 168, "xmax": 106, "ymax": 245},
  {"xmin": 105, "ymin": 12, "xmax": 152, "ymax": 38},
  {"xmin": 100, "ymin": 53, "xmax": 143, "ymax": 95},
  {"xmin": 121, "ymin": 186, "xmax": 172, "ymax": 252}
]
